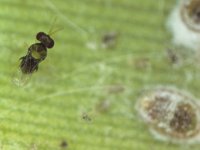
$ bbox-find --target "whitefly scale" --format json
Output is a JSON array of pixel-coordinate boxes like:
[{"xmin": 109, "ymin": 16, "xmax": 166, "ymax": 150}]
[{"xmin": 136, "ymin": 87, "xmax": 200, "ymax": 144}]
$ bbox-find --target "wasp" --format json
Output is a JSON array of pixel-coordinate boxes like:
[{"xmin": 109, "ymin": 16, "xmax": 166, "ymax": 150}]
[
  {"xmin": 13, "ymin": 31, "xmax": 55, "ymax": 86},
  {"xmin": 19, "ymin": 32, "xmax": 54, "ymax": 74}
]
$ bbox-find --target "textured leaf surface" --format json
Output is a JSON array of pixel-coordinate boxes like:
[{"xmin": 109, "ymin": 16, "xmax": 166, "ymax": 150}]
[{"xmin": 0, "ymin": 0, "xmax": 199, "ymax": 150}]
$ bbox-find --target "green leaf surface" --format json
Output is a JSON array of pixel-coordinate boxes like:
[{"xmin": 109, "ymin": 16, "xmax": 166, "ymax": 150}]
[{"xmin": 0, "ymin": 0, "xmax": 199, "ymax": 150}]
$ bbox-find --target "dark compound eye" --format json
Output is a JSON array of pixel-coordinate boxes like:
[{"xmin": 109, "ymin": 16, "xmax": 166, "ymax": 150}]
[
  {"xmin": 36, "ymin": 32, "xmax": 54, "ymax": 49},
  {"xmin": 36, "ymin": 32, "xmax": 46, "ymax": 41},
  {"xmin": 44, "ymin": 37, "xmax": 54, "ymax": 49}
]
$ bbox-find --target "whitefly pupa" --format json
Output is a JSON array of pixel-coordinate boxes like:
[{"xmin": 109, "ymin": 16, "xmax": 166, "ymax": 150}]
[
  {"xmin": 167, "ymin": 0, "xmax": 200, "ymax": 50},
  {"xmin": 180, "ymin": 0, "xmax": 200, "ymax": 32},
  {"xmin": 136, "ymin": 87, "xmax": 200, "ymax": 144}
]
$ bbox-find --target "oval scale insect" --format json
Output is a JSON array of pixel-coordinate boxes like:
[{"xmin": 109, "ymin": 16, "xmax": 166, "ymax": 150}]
[
  {"xmin": 136, "ymin": 87, "xmax": 200, "ymax": 144},
  {"xmin": 180, "ymin": 0, "xmax": 200, "ymax": 32}
]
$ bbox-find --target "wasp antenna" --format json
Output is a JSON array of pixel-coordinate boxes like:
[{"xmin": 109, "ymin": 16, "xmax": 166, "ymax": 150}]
[
  {"xmin": 49, "ymin": 26, "xmax": 64, "ymax": 36},
  {"xmin": 48, "ymin": 16, "xmax": 58, "ymax": 35}
]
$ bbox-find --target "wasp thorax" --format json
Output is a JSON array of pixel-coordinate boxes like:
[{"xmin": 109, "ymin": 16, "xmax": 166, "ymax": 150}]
[
  {"xmin": 136, "ymin": 87, "xmax": 200, "ymax": 144},
  {"xmin": 28, "ymin": 43, "xmax": 47, "ymax": 61},
  {"xmin": 181, "ymin": 0, "xmax": 200, "ymax": 31},
  {"xmin": 36, "ymin": 32, "xmax": 54, "ymax": 48}
]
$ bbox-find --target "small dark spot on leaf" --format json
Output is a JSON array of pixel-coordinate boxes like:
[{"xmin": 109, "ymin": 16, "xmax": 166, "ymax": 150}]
[
  {"xmin": 101, "ymin": 32, "xmax": 118, "ymax": 49},
  {"xmin": 166, "ymin": 48, "xmax": 179, "ymax": 64},
  {"xmin": 82, "ymin": 113, "xmax": 92, "ymax": 122},
  {"xmin": 60, "ymin": 140, "xmax": 68, "ymax": 149}
]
